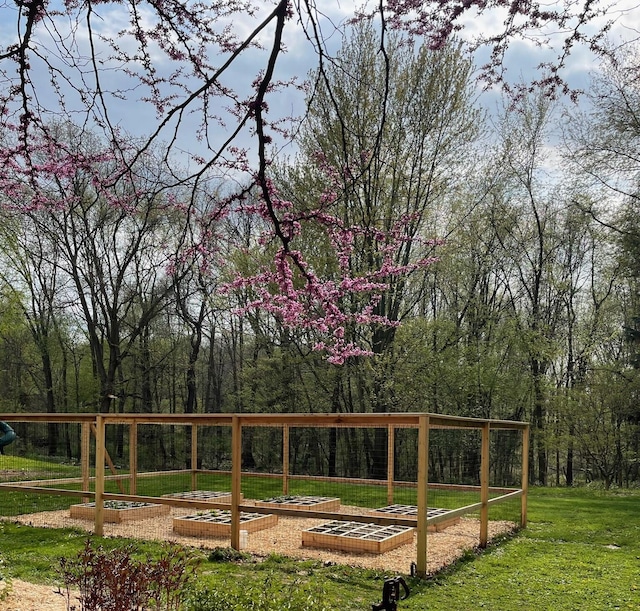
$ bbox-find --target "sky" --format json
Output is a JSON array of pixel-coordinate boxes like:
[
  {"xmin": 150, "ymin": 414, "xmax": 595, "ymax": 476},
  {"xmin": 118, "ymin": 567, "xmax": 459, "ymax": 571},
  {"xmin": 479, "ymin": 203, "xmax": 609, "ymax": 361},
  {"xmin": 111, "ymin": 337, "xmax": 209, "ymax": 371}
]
[{"xmin": 0, "ymin": 0, "xmax": 638, "ymax": 172}]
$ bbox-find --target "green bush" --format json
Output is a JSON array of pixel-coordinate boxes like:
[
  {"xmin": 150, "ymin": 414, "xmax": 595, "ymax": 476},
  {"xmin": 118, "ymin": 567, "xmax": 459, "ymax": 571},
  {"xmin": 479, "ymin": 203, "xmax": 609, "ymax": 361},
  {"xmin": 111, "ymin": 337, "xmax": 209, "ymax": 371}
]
[
  {"xmin": 206, "ymin": 546, "xmax": 251, "ymax": 563},
  {"xmin": 59, "ymin": 539, "xmax": 199, "ymax": 611}
]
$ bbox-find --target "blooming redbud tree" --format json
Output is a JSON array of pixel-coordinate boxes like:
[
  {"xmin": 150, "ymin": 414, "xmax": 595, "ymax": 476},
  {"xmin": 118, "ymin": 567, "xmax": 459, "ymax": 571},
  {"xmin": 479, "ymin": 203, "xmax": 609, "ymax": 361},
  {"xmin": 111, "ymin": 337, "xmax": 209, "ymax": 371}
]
[{"xmin": 0, "ymin": 0, "xmax": 629, "ymax": 362}]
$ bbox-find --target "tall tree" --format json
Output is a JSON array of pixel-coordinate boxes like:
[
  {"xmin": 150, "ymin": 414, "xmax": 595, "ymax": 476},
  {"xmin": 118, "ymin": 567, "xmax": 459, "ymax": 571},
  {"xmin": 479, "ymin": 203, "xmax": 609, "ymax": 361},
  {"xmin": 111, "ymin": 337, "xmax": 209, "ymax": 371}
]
[
  {"xmin": 0, "ymin": 213, "xmax": 67, "ymax": 452},
  {"xmin": 566, "ymin": 45, "xmax": 640, "ymax": 368},
  {"xmin": 492, "ymin": 95, "xmax": 565, "ymax": 484},
  {"xmin": 14, "ymin": 126, "xmax": 191, "ymax": 412},
  {"xmin": 275, "ymin": 26, "xmax": 482, "ymax": 476}
]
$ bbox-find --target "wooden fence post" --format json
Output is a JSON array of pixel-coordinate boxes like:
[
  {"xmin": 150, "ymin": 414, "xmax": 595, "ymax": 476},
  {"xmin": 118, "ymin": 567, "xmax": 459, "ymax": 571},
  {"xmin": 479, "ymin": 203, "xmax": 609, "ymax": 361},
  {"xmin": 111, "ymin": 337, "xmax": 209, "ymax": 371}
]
[
  {"xmin": 521, "ymin": 424, "xmax": 530, "ymax": 527},
  {"xmin": 191, "ymin": 424, "xmax": 198, "ymax": 491},
  {"xmin": 231, "ymin": 416, "xmax": 242, "ymax": 550},
  {"xmin": 94, "ymin": 415, "xmax": 105, "ymax": 537},
  {"xmin": 282, "ymin": 424, "xmax": 289, "ymax": 495},
  {"xmin": 416, "ymin": 415, "xmax": 429, "ymax": 577},
  {"xmin": 480, "ymin": 421, "xmax": 490, "ymax": 548},
  {"xmin": 387, "ymin": 424, "xmax": 395, "ymax": 505},
  {"xmin": 129, "ymin": 421, "xmax": 138, "ymax": 495}
]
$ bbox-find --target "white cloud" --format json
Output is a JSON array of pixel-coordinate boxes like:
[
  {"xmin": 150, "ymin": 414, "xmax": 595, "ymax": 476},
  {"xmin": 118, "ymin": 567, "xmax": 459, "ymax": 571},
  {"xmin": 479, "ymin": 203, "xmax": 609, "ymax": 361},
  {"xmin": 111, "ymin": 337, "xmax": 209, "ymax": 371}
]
[{"xmin": 1, "ymin": 0, "xmax": 638, "ymax": 172}]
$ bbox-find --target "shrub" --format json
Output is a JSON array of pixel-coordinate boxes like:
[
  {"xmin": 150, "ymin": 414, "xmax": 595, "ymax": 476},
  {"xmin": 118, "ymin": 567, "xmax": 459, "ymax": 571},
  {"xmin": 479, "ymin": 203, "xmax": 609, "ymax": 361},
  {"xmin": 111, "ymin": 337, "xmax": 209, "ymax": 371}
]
[
  {"xmin": 59, "ymin": 539, "xmax": 200, "ymax": 610},
  {"xmin": 207, "ymin": 547, "xmax": 250, "ymax": 563}
]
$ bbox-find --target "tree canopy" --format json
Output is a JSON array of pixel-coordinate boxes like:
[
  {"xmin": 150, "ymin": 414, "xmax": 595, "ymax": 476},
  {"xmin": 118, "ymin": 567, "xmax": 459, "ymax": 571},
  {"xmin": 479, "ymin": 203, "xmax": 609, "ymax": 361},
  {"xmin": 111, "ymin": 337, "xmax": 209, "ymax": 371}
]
[{"xmin": 0, "ymin": 0, "xmax": 635, "ymax": 360}]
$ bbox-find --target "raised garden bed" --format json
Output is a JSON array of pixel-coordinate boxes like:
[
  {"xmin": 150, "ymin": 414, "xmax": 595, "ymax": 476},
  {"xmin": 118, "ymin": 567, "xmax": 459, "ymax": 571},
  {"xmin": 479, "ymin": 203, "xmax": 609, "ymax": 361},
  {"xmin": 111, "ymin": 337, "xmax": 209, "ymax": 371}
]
[
  {"xmin": 173, "ymin": 510, "xmax": 277, "ymax": 537},
  {"xmin": 373, "ymin": 504, "xmax": 460, "ymax": 532},
  {"xmin": 254, "ymin": 495, "xmax": 340, "ymax": 511},
  {"xmin": 69, "ymin": 501, "xmax": 170, "ymax": 523},
  {"xmin": 162, "ymin": 490, "xmax": 233, "ymax": 503},
  {"xmin": 302, "ymin": 520, "xmax": 414, "ymax": 554}
]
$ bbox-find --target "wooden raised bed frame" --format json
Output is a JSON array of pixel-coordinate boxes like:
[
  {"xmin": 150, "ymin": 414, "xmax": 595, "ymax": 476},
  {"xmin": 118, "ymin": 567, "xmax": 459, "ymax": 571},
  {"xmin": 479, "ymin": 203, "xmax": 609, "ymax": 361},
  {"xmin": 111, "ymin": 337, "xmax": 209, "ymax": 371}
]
[
  {"xmin": 302, "ymin": 520, "xmax": 414, "ymax": 554},
  {"xmin": 173, "ymin": 510, "xmax": 278, "ymax": 537},
  {"xmin": 70, "ymin": 501, "xmax": 170, "ymax": 523}
]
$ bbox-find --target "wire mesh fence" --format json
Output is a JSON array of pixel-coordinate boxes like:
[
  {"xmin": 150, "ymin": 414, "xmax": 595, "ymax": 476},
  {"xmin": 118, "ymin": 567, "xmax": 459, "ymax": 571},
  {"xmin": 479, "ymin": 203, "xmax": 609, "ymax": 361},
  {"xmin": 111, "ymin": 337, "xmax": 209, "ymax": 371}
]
[{"xmin": 0, "ymin": 412, "xmax": 528, "ymax": 576}]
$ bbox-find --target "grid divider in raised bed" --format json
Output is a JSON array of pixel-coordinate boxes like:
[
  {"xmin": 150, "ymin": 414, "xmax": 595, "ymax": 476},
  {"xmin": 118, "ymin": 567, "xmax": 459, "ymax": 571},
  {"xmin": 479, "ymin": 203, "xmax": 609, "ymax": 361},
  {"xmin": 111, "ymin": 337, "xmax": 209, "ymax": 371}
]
[
  {"xmin": 373, "ymin": 504, "xmax": 461, "ymax": 532},
  {"xmin": 254, "ymin": 495, "xmax": 340, "ymax": 511},
  {"xmin": 162, "ymin": 490, "xmax": 234, "ymax": 503}
]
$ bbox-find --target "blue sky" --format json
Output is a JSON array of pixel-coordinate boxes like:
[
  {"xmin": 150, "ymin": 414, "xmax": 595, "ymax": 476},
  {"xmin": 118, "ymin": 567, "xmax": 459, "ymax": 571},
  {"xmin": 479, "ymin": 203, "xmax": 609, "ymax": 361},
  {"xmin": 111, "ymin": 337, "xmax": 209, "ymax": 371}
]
[{"xmin": 0, "ymin": 0, "xmax": 638, "ymax": 170}]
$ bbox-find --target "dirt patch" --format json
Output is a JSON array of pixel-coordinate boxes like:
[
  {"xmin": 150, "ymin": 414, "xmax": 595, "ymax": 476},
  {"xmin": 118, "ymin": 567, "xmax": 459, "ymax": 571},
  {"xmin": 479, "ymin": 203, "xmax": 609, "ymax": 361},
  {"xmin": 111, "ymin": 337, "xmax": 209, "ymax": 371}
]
[
  {"xmin": 0, "ymin": 579, "xmax": 71, "ymax": 611},
  {"xmin": 2, "ymin": 506, "xmax": 516, "ymax": 610},
  {"xmin": 0, "ymin": 471, "xmax": 48, "ymax": 481}
]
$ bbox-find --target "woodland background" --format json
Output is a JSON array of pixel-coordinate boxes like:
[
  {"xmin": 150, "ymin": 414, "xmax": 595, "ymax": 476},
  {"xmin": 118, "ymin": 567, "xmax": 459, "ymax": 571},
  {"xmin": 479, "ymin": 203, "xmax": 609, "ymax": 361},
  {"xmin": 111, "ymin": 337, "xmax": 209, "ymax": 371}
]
[{"xmin": 1, "ymin": 22, "xmax": 639, "ymax": 490}]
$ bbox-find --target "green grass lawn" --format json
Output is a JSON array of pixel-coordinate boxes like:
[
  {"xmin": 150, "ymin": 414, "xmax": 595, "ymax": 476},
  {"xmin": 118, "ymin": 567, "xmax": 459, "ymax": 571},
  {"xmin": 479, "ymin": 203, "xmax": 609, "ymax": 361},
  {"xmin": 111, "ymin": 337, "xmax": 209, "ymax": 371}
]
[
  {"xmin": 1, "ymin": 459, "xmax": 639, "ymax": 610},
  {"xmin": 408, "ymin": 487, "xmax": 640, "ymax": 610}
]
